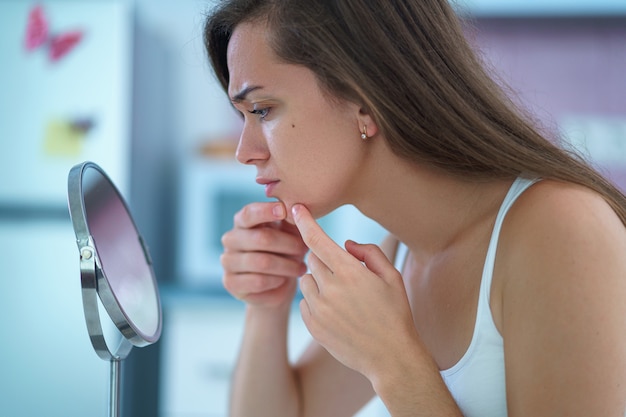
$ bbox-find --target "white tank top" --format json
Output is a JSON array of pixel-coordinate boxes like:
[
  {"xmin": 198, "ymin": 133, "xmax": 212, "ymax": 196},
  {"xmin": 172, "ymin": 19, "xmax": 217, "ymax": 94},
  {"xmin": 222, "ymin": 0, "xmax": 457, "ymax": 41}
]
[{"xmin": 393, "ymin": 177, "xmax": 538, "ymax": 417}]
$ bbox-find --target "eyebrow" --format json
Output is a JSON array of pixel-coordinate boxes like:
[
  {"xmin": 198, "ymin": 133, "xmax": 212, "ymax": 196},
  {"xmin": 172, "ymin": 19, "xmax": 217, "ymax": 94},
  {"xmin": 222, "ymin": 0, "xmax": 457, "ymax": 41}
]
[{"xmin": 230, "ymin": 85, "xmax": 263, "ymax": 103}]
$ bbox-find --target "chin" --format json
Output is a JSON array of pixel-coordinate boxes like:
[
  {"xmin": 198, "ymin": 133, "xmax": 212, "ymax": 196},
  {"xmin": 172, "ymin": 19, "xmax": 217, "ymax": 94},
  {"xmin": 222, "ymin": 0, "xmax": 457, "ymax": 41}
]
[
  {"xmin": 279, "ymin": 196, "xmax": 338, "ymax": 222},
  {"xmin": 275, "ymin": 199, "xmax": 296, "ymax": 224},
  {"xmin": 279, "ymin": 200, "xmax": 312, "ymax": 224}
]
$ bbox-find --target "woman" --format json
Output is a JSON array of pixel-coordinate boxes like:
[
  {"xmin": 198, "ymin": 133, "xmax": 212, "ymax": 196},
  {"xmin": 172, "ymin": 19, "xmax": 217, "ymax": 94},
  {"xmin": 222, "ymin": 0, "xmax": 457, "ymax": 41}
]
[{"xmin": 204, "ymin": 1, "xmax": 626, "ymax": 416}]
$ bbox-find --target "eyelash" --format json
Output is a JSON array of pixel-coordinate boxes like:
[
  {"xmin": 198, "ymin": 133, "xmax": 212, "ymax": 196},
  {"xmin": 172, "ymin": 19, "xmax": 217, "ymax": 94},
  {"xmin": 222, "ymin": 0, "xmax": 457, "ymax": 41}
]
[{"xmin": 248, "ymin": 107, "xmax": 270, "ymax": 120}]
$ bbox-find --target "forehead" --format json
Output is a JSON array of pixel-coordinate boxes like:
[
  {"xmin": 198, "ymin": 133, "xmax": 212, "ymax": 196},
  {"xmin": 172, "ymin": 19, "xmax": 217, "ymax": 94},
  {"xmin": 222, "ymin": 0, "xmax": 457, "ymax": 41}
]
[
  {"xmin": 226, "ymin": 22, "xmax": 281, "ymax": 96},
  {"xmin": 227, "ymin": 21, "xmax": 270, "ymax": 64},
  {"xmin": 225, "ymin": 21, "xmax": 342, "ymax": 108}
]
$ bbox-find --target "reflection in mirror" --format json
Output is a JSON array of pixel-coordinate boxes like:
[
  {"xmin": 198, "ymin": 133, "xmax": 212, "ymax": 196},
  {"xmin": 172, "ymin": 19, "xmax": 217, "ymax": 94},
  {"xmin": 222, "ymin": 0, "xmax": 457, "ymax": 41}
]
[
  {"xmin": 82, "ymin": 166, "xmax": 160, "ymax": 342},
  {"xmin": 68, "ymin": 161, "xmax": 162, "ymax": 417}
]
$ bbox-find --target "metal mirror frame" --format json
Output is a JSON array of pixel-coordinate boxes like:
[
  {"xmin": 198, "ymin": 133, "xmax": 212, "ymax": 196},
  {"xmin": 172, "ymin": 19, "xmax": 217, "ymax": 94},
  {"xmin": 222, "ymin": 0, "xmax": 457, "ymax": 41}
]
[{"xmin": 67, "ymin": 161, "xmax": 162, "ymax": 417}]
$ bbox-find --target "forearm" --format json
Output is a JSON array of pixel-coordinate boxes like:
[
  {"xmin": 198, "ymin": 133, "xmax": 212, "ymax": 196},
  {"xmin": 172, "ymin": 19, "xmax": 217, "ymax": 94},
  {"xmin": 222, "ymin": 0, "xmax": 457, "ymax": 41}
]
[
  {"xmin": 229, "ymin": 304, "xmax": 300, "ymax": 417},
  {"xmin": 371, "ymin": 342, "xmax": 463, "ymax": 417}
]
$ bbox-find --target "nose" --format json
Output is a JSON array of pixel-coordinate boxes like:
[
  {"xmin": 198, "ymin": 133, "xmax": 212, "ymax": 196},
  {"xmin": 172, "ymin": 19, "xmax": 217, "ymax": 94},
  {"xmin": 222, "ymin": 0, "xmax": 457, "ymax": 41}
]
[{"xmin": 235, "ymin": 123, "xmax": 269, "ymax": 165}]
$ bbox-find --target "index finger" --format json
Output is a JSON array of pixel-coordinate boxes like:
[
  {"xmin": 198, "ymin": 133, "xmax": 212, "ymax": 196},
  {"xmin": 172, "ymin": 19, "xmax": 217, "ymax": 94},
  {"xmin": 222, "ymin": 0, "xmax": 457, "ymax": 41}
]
[
  {"xmin": 291, "ymin": 204, "xmax": 345, "ymax": 267},
  {"xmin": 234, "ymin": 201, "xmax": 286, "ymax": 228}
]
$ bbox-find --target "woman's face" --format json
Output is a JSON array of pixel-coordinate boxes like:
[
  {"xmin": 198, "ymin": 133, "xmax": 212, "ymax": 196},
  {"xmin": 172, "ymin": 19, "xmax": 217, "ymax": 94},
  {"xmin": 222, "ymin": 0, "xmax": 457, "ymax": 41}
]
[{"xmin": 226, "ymin": 22, "xmax": 371, "ymax": 222}]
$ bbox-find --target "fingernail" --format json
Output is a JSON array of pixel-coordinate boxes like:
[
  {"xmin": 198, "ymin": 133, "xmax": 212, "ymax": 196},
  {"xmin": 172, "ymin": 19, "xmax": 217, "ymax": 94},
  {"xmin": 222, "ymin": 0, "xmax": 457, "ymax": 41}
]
[
  {"xmin": 273, "ymin": 203, "xmax": 285, "ymax": 218},
  {"xmin": 291, "ymin": 204, "xmax": 301, "ymax": 218}
]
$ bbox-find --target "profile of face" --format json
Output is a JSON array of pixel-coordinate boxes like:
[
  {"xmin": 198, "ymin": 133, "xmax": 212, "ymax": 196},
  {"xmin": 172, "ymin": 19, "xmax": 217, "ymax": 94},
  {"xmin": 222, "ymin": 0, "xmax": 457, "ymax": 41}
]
[{"xmin": 227, "ymin": 21, "xmax": 374, "ymax": 222}]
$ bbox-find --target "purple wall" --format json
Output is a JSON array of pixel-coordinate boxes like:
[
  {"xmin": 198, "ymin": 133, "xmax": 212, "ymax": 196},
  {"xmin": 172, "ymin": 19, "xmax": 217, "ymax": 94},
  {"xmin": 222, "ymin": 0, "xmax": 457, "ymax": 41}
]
[{"xmin": 469, "ymin": 17, "xmax": 626, "ymax": 190}]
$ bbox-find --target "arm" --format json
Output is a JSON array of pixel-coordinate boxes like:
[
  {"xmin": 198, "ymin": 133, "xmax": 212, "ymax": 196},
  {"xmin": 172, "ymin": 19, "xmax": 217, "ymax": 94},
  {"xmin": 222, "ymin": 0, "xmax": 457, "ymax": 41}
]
[
  {"xmin": 222, "ymin": 202, "xmax": 382, "ymax": 417},
  {"xmin": 221, "ymin": 201, "xmax": 306, "ymax": 417},
  {"xmin": 499, "ymin": 182, "xmax": 626, "ymax": 416},
  {"xmin": 230, "ymin": 304, "xmax": 298, "ymax": 417}
]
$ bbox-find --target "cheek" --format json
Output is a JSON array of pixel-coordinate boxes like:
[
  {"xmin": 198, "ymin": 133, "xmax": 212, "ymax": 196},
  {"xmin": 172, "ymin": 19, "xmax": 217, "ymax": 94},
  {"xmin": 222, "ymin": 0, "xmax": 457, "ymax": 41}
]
[
  {"xmin": 268, "ymin": 121, "xmax": 319, "ymax": 167},
  {"xmin": 268, "ymin": 112, "xmax": 361, "ymax": 212}
]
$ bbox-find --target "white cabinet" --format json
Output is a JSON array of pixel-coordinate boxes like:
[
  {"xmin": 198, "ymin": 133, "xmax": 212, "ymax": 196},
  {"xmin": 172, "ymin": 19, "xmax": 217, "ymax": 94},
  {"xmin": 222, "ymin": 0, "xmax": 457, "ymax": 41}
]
[{"xmin": 0, "ymin": 221, "xmax": 110, "ymax": 417}]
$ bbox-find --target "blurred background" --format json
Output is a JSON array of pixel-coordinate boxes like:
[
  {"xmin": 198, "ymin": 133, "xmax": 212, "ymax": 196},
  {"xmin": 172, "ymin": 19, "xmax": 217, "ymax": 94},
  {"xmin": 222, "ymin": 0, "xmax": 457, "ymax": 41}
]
[{"xmin": 0, "ymin": 1, "xmax": 624, "ymax": 416}]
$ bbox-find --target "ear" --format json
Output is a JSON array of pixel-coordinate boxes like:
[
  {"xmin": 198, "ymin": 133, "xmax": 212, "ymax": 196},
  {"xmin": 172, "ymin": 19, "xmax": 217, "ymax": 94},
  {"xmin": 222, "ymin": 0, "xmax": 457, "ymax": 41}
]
[{"xmin": 357, "ymin": 107, "xmax": 379, "ymax": 138}]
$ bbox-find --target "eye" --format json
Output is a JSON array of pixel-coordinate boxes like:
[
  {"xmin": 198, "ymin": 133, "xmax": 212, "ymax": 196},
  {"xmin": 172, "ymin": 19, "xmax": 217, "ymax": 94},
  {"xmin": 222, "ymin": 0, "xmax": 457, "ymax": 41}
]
[{"xmin": 248, "ymin": 106, "xmax": 270, "ymax": 120}]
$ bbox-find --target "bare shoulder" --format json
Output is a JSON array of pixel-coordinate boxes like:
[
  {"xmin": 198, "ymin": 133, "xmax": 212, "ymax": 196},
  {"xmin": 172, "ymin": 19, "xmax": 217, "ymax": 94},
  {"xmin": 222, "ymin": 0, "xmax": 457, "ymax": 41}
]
[
  {"xmin": 500, "ymin": 179, "xmax": 626, "ymax": 272},
  {"xmin": 496, "ymin": 179, "xmax": 626, "ymax": 415},
  {"xmin": 515, "ymin": 178, "xmax": 623, "ymax": 226},
  {"xmin": 498, "ymin": 179, "xmax": 626, "ymax": 306}
]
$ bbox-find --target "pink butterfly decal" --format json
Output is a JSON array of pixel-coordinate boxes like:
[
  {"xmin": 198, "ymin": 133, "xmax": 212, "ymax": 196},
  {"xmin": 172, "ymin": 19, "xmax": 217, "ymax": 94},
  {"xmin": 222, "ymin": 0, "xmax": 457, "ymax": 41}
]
[
  {"xmin": 49, "ymin": 31, "xmax": 83, "ymax": 62},
  {"xmin": 24, "ymin": 4, "xmax": 84, "ymax": 62},
  {"xmin": 24, "ymin": 5, "xmax": 48, "ymax": 50}
]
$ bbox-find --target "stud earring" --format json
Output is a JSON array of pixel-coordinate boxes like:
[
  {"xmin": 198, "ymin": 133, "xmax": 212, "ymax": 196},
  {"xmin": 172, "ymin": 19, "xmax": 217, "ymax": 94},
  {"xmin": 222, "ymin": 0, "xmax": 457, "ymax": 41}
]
[{"xmin": 360, "ymin": 125, "xmax": 368, "ymax": 140}]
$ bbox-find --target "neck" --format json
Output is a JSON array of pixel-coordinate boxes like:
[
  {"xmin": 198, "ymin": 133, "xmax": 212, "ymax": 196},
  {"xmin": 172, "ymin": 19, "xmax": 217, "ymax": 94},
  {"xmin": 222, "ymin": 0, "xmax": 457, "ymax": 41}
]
[{"xmin": 350, "ymin": 145, "xmax": 513, "ymax": 261}]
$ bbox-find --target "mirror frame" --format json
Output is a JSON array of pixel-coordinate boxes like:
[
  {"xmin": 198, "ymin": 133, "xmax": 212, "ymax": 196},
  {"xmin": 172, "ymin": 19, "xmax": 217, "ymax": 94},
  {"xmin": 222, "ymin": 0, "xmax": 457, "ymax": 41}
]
[{"xmin": 68, "ymin": 161, "xmax": 162, "ymax": 359}]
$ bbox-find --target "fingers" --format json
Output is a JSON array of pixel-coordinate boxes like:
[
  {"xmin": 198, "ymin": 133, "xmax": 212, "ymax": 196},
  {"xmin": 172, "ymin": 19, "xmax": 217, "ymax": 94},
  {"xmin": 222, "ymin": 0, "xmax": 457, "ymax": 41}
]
[
  {"xmin": 223, "ymin": 272, "xmax": 287, "ymax": 297},
  {"xmin": 299, "ymin": 273, "xmax": 318, "ymax": 329},
  {"xmin": 306, "ymin": 251, "xmax": 325, "ymax": 274},
  {"xmin": 344, "ymin": 240, "xmax": 400, "ymax": 283},
  {"xmin": 233, "ymin": 201, "xmax": 286, "ymax": 229},
  {"xmin": 222, "ymin": 226, "xmax": 308, "ymax": 258},
  {"xmin": 224, "ymin": 272, "xmax": 299, "ymax": 307},
  {"xmin": 220, "ymin": 201, "xmax": 310, "ymax": 307},
  {"xmin": 221, "ymin": 250, "xmax": 307, "ymax": 278},
  {"xmin": 220, "ymin": 240, "xmax": 307, "ymax": 301},
  {"xmin": 299, "ymin": 273, "xmax": 319, "ymax": 298},
  {"xmin": 291, "ymin": 204, "xmax": 345, "ymax": 267},
  {"xmin": 227, "ymin": 201, "xmax": 308, "ymax": 257}
]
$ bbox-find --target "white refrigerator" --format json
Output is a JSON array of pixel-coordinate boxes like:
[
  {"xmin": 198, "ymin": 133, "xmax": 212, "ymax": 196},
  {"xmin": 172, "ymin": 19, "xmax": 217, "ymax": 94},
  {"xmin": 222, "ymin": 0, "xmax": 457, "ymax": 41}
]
[{"xmin": 0, "ymin": 2, "xmax": 132, "ymax": 416}]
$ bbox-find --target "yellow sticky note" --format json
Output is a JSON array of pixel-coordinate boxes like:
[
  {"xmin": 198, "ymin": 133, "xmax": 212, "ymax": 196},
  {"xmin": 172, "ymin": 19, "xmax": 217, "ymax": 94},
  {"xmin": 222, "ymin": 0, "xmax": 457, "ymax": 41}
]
[{"xmin": 43, "ymin": 118, "xmax": 84, "ymax": 156}]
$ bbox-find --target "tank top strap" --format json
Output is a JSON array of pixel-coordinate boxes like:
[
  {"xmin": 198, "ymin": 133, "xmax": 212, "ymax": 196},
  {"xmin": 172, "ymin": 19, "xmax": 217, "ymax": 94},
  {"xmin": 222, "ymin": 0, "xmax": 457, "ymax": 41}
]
[
  {"xmin": 389, "ymin": 177, "xmax": 540, "ymax": 417},
  {"xmin": 394, "ymin": 240, "xmax": 409, "ymax": 271},
  {"xmin": 480, "ymin": 177, "xmax": 540, "ymax": 302}
]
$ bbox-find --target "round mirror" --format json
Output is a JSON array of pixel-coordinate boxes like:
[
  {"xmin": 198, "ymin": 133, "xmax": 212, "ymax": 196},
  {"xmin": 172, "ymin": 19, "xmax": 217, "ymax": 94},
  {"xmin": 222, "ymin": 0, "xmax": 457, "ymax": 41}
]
[
  {"xmin": 68, "ymin": 161, "xmax": 162, "ymax": 417},
  {"xmin": 68, "ymin": 161, "xmax": 162, "ymax": 352}
]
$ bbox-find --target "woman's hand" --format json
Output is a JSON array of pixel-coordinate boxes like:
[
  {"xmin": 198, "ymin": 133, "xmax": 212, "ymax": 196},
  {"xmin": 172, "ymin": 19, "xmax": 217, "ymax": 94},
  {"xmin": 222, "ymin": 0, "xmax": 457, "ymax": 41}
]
[
  {"xmin": 221, "ymin": 201, "xmax": 309, "ymax": 309},
  {"xmin": 292, "ymin": 204, "xmax": 421, "ymax": 379}
]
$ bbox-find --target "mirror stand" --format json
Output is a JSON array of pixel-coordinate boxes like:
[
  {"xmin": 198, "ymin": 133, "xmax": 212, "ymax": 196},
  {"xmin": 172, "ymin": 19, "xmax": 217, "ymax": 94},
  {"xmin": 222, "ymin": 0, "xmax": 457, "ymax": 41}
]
[
  {"xmin": 80, "ymin": 240, "xmax": 133, "ymax": 417},
  {"xmin": 68, "ymin": 162, "xmax": 162, "ymax": 417},
  {"xmin": 109, "ymin": 358, "xmax": 122, "ymax": 417}
]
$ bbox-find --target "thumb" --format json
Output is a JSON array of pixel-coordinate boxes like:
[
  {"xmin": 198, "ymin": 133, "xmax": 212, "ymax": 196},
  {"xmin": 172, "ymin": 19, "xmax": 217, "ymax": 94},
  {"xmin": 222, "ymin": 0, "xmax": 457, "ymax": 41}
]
[{"xmin": 344, "ymin": 240, "xmax": 400, "ymax": 282}]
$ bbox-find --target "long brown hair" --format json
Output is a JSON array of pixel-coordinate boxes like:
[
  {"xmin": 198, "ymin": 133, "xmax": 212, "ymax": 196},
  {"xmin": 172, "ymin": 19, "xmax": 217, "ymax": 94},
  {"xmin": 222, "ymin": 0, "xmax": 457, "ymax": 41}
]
[{"xmin": 204, "ymin": 0, "xmax": 626, "ymax": 225}]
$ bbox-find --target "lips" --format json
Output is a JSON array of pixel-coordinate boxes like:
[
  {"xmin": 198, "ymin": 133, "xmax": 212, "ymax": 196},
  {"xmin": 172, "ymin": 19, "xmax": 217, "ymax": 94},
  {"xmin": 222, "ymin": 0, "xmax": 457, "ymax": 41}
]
[{"xmin": 256, "ymin": 177, "xmax": 280, "ymax": 197}]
